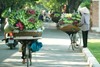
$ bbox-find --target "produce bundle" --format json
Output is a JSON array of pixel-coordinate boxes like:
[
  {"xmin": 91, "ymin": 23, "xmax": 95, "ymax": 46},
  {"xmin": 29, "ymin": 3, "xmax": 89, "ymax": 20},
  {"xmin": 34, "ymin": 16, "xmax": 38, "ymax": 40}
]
[
  {"xmin": 2, "ymin": 5, "xmax": 43, "ymax": 31},
  {"xmin": 50, "ymin": 12, "xmax": 61, "ymax": 23},
  {"xmin": 58, "ymin": 13, "xmax": 81, "ymax": 32},
  {"xmin": 58, "ymin": 13, "xmax": 81, "ymax": 26}
]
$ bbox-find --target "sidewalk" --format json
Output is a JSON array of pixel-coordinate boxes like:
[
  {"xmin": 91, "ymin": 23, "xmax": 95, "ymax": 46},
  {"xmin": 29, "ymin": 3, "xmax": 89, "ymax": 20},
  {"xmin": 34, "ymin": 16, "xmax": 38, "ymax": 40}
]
[{"xmin": 34, "ymin": 22, "xmax": 89, "ymax": 67}]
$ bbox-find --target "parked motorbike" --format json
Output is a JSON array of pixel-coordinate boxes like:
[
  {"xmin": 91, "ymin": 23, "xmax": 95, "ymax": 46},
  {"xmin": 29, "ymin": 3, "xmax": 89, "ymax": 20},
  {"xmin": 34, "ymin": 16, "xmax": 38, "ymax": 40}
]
[{"xmin": 3, "ymin": 32, "xmax": 18, "ymax": 49}]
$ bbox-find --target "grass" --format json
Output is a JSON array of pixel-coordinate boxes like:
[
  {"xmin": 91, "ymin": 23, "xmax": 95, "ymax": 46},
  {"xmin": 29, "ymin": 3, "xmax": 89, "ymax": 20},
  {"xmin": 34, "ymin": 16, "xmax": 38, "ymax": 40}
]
[{"xmin": 88, "ymin": 39, "xmax": 100, "ymax": 63}]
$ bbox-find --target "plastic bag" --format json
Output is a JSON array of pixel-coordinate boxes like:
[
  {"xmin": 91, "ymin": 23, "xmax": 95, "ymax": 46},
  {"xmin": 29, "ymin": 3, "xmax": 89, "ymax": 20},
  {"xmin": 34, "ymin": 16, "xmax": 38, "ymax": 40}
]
[{"xmin": 30, "ymin": 41, "xmax": 43, "ymax": 52}]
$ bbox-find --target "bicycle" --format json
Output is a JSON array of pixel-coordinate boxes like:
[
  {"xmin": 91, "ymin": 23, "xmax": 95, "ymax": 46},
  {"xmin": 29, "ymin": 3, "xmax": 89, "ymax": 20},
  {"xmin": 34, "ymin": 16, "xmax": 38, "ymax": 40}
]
[
  {"xmin": 14, "ymin": 36, "xmax": 42, "ymax": 67},
  {"xmin": 68, "ymin": 31, "xmax": 81, "ymax": 50},
  {"xmin": 20, "ymin": 40, "xmax": 32, "ymax": 67},
  {"xmin": 58, "ymin": 23, "xmax": 81, "ymax": 50}
]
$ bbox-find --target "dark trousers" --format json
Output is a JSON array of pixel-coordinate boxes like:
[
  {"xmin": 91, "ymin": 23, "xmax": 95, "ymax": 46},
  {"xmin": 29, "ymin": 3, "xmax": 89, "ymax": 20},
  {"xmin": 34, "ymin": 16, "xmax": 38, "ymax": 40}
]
[{"xmin": 82, "ymin": 31, "xmax": 88, "ymax": 47}]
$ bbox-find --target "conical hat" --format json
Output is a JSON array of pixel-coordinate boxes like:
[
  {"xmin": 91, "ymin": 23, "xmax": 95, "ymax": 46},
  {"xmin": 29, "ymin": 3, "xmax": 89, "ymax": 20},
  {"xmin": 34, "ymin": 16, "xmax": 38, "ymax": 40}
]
[{"xmin": 78, "ymin": 7, "xmax": 90, "ymax": 14}]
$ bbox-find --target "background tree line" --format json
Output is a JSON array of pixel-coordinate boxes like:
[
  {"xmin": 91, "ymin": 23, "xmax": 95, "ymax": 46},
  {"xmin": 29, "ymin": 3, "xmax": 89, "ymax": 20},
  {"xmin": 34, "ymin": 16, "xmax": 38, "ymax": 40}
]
[
  {"xmin": 0, "ymin": 0, "xmax": 91, "ymax": 23},
  {"xmin": 0, "ymin": 0, "xmax": 38, "ymax": 22},
  {"xmin": 38, "ymin": 0, "xmax": 91, "ymax": 13}
]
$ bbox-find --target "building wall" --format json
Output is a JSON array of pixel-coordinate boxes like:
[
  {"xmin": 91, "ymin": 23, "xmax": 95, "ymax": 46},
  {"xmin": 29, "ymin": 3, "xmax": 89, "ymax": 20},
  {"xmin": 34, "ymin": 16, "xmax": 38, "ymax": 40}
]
[
  {"xmin": 91, "ymin": 1, "xmax": 99, "ymax": 27},
  {"xmin": 91, "ymin": 0, "xmax": 100, "ymax": 32}
]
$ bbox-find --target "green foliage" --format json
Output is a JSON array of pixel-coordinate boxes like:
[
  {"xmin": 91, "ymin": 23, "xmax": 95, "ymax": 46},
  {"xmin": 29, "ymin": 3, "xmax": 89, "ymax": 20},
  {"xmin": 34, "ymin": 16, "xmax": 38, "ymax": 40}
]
[
  {"xmin": 80, "ymin": 1, "xmax": 91, "ymax": 9},
  {"xmin": 0, "ymin": 0, "xmax": 39, "ymax": 12},
  {"xmin": 1, "ymin": 8, "xmax": 11, "ymax": 18},
  {"xmin": 33, "ymin": 0, "xmax": 83, "ymax": 13},
  {"xmin": 2, "ymin": 3, "xmax": 43, "ymax": 30},
  {"xmin": 59, "ymin": 13, "xmax": 81, "ymax": 25},
  {"xmin": 54, "ymin": 13, "xmax": 61, "ymax": 17},
  {"xmin": 38, "ymin": 0, "xmax": 62, "ymax": 12},
  {"xmin": 57, "ymin": 0, "xmax": 66, "ymax": 3}
]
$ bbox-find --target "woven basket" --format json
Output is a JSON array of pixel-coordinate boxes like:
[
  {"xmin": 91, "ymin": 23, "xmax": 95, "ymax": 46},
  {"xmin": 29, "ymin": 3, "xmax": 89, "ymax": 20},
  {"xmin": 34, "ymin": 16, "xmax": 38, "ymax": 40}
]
[
  {"xmin": 59, "ymin": 24, "xmax": 80, "ymax": 33},
  {"xmin": 51, "ymin": 16, "xmax": 60, "ymax": 23},
  {"xmin": 13, "ymin": 30, "xmax": 42, "ymax": 37}
]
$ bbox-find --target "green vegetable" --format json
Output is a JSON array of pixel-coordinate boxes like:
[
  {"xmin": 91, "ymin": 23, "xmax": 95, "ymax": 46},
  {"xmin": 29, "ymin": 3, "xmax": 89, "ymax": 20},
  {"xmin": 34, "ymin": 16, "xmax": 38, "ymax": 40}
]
[
  {"xmin": 2, "ymin": 6, "xmax": 43, "ymax": 30},
  {"xmin": 58, "ymin": 13, "xmax": 81, "ymax": 25}
]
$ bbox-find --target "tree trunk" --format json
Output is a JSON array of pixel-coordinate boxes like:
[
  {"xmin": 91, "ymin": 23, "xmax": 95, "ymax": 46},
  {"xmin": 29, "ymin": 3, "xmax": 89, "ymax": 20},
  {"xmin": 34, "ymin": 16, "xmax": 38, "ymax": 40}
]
[{"xmin": 67, "ymin": 0, "xmax": 83, "ymax": 13}]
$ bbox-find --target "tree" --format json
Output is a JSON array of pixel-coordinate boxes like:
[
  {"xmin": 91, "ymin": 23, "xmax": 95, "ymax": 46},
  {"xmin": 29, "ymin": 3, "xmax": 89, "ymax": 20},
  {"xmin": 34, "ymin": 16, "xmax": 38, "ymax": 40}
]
[
  {"xmin": 0, "ymin": 0, "xmax": 39, "ymax": 23},
  {"xmin": 38, "ymin": 0, "xmax": 62, "ymax": 12},
  {"xmin": 0, "ymin": 0, "xmax": 39, "ymax": 13},
  {"xmin": 80, "ymin": 0, "xmax": 91, "ymax": 9},
  {"xmin": 67, "ymin": 0, "xmax": 83, "ymax": 13},
  {"xmin": 38, "ymin": 0, "xmax": 84, "ymax": 13}
]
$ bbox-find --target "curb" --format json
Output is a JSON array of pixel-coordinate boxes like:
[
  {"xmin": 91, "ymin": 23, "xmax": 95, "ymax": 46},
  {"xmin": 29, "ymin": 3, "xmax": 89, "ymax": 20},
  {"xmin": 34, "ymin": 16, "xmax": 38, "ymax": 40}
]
[{"xmin": 82, "ymin": 48, "xmax": 100, "ymax": 67}]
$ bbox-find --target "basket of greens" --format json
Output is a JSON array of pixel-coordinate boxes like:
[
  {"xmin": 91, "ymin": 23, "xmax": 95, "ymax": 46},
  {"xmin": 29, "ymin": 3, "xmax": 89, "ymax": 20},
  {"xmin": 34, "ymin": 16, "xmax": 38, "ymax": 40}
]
[
  {"xmin": 58, "ymin": 13, "xmax": 81, "ymax": 32},
  {"xmin": 2, "ymin": 3, "xmax": 44, "ymax": 37},
  {"xmin": 50, "ymin": 12, "xmax": 61, "ymax": 23}
]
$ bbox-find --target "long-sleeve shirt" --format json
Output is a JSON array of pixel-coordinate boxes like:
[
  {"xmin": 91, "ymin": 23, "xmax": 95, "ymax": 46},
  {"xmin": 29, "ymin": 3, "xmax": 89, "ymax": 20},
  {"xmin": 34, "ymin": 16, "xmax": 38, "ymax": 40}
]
[{"xmin": 80, "ymin": 13, "xmax": 90, "ymax": 31}]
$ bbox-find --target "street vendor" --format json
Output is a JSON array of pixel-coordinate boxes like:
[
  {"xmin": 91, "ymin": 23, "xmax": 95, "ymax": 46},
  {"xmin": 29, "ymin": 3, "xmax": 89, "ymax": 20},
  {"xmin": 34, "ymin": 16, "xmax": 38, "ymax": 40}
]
[{"xmin": 78, "ymin": 6, "xmax": 90, "ymax": 48}]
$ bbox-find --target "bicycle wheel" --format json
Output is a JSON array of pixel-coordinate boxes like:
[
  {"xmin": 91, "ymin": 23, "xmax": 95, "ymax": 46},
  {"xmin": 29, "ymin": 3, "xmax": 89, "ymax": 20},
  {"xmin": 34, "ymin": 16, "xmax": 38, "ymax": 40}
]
[
  {"xmin": 75, "ymin": 32, "xmax": 81, "ymax": 46},
  {"xmin": 26, "ymin": 44, "xmax": 32, "ymax": 67},
  {"xmin": 29, "ymin": 47, "xmax": 32, "ymax": 66},
  {"xmin": 26, "ymin": 45, "xmax": 30, "ymax": 67},
  {"xmin": 71, "ymin": 32, "xmax": 81, "ymax": 50},
  {"xmin": 70, "ymin": 34, "xmax": 76, "ymax": 50}
]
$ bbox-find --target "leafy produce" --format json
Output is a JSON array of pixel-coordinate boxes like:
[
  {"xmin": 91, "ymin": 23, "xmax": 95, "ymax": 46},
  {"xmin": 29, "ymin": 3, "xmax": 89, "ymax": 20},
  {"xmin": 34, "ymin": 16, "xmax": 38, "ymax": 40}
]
[
  {"xmin": 58, "ymin": 13, "xmax": 81, "ymax": 26},
  {"xmin": 2, "ymin": 4, "xmax": 43, "ymax": 31},
  {"xmin": 54, "ymin": 13, "xmax": 61, "ymax": 17},
  {"xmin": 58, "ymin": 13, "xmax": 81, "ymax": 32},
  {"xmin": 50, "ymin": 12, "xmax": 61, "ymax": 23}
]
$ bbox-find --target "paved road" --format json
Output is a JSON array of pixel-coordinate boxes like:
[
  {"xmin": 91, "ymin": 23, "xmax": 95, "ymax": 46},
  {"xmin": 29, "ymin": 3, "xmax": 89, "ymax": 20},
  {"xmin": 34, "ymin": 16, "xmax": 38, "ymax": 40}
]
[{"xmin": 0, "ymin": 22, "xmax": 97, "ymax": 67}]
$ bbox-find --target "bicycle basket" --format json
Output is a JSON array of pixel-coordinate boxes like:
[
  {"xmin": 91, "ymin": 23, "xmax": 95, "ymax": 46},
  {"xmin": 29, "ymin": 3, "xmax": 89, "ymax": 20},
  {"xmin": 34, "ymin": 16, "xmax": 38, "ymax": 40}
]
[
  {"xmin": 59, "ymin": 24, "xmax": 80, "ymax": 33},
  {"xmin": 13, "ymin": 30, "xmax": 42, "ymax": 37}
]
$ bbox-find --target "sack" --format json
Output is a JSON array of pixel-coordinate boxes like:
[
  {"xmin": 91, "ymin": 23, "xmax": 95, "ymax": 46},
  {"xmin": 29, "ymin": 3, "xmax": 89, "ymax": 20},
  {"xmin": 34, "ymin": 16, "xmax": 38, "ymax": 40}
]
[
  {"xmin": 4, "ymin": 18, "xmax": 14, "ymax": 33},
  {"xmin": 30, "ymin": 41, "xmax": 43, "ymax": 52},
  {"xmin": 18, "ymin": 43, "xmax": 22, "ymax": 52}
]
